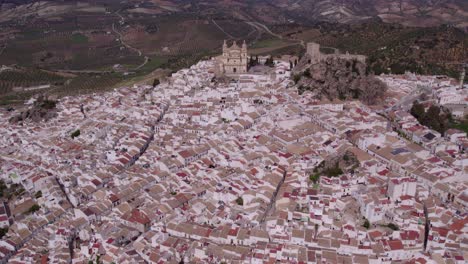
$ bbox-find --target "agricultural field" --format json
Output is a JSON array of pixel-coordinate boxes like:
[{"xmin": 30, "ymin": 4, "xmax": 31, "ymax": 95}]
[
  {"xmin": 0, "ymin": 68, "xmax": 66, "ymax": 94},
  {"xmin": 0, "ymin": 0, "xmax": 466, "ymax": 105},
  {"xmin": 272, "ymin": 20, "xmax": 467, "ymax": 78},
  {"xmin": 249, "ymin": 38, "xmax": 302, "ymax": 56}
]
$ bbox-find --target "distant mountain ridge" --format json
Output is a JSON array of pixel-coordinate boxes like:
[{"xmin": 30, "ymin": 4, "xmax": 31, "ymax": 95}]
[{"xmin": 1, "ymin": 0, "xmax": 467, "ymax": 28}]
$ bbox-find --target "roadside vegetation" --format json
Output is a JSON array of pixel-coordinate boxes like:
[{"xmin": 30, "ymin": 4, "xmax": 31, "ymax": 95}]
[{"xmin": 409, "ymin": 101, "xmax": 467, "ymax": 134}]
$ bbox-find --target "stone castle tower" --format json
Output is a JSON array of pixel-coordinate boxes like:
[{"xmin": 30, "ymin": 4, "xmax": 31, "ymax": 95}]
[
  {"xmin": 307, "ymin": 42, "xmax": 321, "ymax": 63},
  {"xmin": 218, "ymin": 40, "xmax": 248, "ymax": 75}
]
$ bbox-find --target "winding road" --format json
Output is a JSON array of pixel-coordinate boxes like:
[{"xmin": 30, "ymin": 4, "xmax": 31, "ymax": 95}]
[{"xmin": 112, "ymin": 10, "xmax": 149, "ymax": 71}]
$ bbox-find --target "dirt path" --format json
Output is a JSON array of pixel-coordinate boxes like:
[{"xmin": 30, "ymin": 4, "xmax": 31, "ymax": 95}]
[
  {"xmin": 112, "ymin": 10, "xmax": 148, "ymax": 70},
  {"xmin": 212, "ymin": 19, "xmax": 235, "ymax": 39},
  {"xmin": 246, "ymin": 21, "xmax": 283, "ymax": 40}
]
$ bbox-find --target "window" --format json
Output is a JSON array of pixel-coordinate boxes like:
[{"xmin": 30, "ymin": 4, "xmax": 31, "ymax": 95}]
[{"xmin": 233, "ymin": 68, "xmax": 237, "ymax": 73}]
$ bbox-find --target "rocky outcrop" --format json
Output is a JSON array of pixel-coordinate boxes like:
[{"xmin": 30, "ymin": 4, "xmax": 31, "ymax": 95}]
[
  {"xmin": 9, "ymin": 96, "xmax": 58, "ymax": 123},
  {"xmin": 295, "ymin": 57, "xmax": 387, "ymax": 105}
]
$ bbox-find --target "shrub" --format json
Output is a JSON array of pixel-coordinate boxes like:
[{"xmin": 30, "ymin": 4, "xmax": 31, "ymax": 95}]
[
  {"xmin": 387, "ymin": 223, "xmax": 399, "ymax": 230},
  {"xmin": 309, "ymin": 173, "xmax": 320, "ymax": 183},
  {"xmin": 27, "ymin": 204, "xmax": 40, "ymax": 214},
  {"xmin": 363, "ymin": 219, "xmax": 370, "ymax": 229},
  {"xmin": 35, "ymin": 191, "xmax": 42, "ymax": 199}
]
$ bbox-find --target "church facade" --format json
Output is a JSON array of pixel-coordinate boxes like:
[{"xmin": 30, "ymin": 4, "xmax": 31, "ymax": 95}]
[{"xmin": 217, "ymin": 40, "xmax": 248, "ymax": 76}]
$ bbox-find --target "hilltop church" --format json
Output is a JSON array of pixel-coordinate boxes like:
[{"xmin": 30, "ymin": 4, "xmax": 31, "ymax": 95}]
[{"xmin": 216, "ymin": 40, "xmax": 248, "ymax": 76}]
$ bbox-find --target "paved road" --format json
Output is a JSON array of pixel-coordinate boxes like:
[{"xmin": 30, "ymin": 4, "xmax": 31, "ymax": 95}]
[{"xmin": 386, "ymin": 84, "xmax": 431, "ymax": 112}]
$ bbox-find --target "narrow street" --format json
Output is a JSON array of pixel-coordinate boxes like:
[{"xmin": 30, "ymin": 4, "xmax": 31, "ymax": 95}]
[{"xmin": 260, "ymin": 170, "xmax": 287, "ymax": 225}]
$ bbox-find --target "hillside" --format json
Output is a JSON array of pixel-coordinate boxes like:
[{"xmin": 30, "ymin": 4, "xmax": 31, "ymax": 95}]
[{"xmin": 0, "ymin": 0, "xmax": 466, "ymax": 104}]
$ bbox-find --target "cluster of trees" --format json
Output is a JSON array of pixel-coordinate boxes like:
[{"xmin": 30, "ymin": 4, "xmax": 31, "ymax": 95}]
[
  {"xmin": 309, "ymin": 161, "xmax": 345, "ymax": 184},
  {"xmin": 264, "ymin": 57, "xmax": 275, "ymax": 67},
  {"xmin": 323, "ymin": 163, "xmax": 344, "ymax": 177},
  {"xmin": 249, "ymin": 56, "xmax": 275, "ymax": 68},
  {"xmin": 410, "ymin": 102, "xmax": 452, "ymax": 134},
  {"xmin": 0, "ymin": 180, "xmax": 25, "ymax": 200},
  {"xmin": 248, "ymin": 56, "xmax": 259, "ymax": 68},
  {"xmin": 309, "ymin": 151, "xmax": 358, "ymax": 184}
]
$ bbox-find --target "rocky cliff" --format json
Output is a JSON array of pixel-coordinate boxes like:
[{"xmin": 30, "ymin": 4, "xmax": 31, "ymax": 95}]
[{"xmin": 294, "ymin": 57, "xmax": 387, "ymax": 105}]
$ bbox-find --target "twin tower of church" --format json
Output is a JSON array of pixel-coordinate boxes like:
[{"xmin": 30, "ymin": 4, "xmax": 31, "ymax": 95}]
[{"xmin": 216, "ymin": 40, "xmax": 248, "ymax": 76}]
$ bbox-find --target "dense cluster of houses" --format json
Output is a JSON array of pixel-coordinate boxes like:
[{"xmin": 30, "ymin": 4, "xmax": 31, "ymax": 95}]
[{"xmin": 0, "ymin": 58, "xmax": 466, "ymax": 263}]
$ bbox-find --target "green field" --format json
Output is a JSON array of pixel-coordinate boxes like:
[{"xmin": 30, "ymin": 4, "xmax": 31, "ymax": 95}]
[
  {"xmin": 71, "ymin": 33, "xmax": 89, "ymax": 44},
  {"xmin": 450, "ymin": 121, "xmax": 468, "ymax": 133},
  {"xmin": 251, "ymin": 39, "xmax": 288, "ymax": 49}
]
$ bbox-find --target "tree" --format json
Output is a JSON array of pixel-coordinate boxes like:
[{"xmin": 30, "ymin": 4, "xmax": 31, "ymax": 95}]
[
  {"xmin": 27, "ymin": 204, "xmax": 40, "ymax": 214},
  {"xmin": 0, "ymin": 180, "xmax": 6, "ymax": 198},
  {"xmin": 363, "ymin": 219, "xmax": 370, "ymax": 229},
  {"xmin": 390, "ymin": 63, "xmax": 405, "ymax": 74},
  {"xmin": 387, "ymin": 223, "xmax": 399, "ymax": 230},
  {"xmin": 324, "ymin": 162, "xmax": 343, "ymax": 177},
  {"xmin": 293, "ymin": 74, "xmax": 301, "ymax": 84},
  {"xmin": 152, "ymin": 78, "xmax": 160, "ymax": 88},
  {"xmin": 422, "ymin": 105, "xmax": 442, "ymax": 132},
  {"xmin": 71, "ymin": 129, "xmax": 81, "ymax": 139},
  {"xmin": 236, "ymin": 197, "xmax": 244, "ymax": 206},
  {"xmin": 343, "ymin": 154, "xmax": 349, "ymax": 161},
  {"xmin": 0, "ymin": 227, "xmax": 8, "ymax": 239},
  {"xmin": 410, "ymin": 101, "xmax": 425, "ymax": 120},
  {"xmin": 265, "ymin": 57, "xmax": 275, "ymax": 67},
  {"xmin": 309, "ymin": 173, "xmax": 320, "ymax": 183},
  {"xmin": 35, "ymin": 191, "xmax": 42, "ymax": 199}
]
